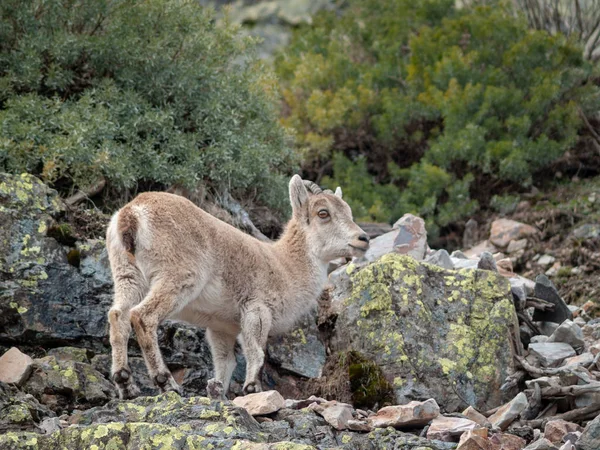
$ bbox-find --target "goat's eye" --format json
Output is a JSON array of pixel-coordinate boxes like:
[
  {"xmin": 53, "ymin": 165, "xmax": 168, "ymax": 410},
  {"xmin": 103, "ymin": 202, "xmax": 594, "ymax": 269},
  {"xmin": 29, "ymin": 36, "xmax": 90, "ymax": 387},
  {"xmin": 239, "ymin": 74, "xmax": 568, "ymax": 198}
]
[{"xmin": 318, "ymin": 210, "xmax": 330, "ymax": 219}]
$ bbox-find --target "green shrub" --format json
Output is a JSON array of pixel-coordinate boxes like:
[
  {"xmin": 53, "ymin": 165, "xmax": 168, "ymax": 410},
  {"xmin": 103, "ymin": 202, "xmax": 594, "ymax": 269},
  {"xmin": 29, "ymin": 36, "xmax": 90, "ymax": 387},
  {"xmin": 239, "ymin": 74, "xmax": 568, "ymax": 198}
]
[
  {"xmin": 0, "ymin": 0, "xmax": 296, "ymax": 213},
  {"xmin": 277, "ymin": 0, "xmax": 598, "ymax": 234}
]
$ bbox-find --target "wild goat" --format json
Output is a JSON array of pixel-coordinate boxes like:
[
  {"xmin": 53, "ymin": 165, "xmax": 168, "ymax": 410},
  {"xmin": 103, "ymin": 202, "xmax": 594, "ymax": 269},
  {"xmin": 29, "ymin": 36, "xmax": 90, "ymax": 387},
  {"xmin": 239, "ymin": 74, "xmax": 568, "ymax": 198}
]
[{"xmin": 106, "ymin": 175, "xmax": 369, "ymax": 399}]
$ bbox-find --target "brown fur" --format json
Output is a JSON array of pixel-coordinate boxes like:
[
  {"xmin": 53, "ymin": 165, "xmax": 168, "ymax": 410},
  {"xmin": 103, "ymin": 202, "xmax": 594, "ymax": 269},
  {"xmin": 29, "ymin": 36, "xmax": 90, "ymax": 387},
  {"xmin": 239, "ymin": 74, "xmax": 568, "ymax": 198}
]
[{"xmin": 106, "ymin": 176, "xmax": 369, "ymax": 399}]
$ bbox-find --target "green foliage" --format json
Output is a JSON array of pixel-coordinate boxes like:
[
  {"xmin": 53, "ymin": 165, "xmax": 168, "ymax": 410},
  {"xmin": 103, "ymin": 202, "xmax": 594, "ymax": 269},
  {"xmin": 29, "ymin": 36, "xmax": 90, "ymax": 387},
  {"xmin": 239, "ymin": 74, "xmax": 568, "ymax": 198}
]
[
  {"xmin": 277, "ymin": 0, "xmax": 598, "ymax": 232},
  {"xmin": 0, "ymin": 0, "xmax": 295, "ymax": 213}
]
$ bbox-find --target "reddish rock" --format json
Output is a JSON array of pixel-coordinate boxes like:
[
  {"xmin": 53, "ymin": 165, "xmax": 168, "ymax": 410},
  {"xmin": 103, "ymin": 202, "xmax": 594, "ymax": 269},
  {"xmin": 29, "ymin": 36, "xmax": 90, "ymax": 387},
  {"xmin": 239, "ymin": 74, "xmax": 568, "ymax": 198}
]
[
  {"xmin": 369, "ymin": 399, "xmax": 439, "ymax": 429},
  {"xmin": 0, "ymin": 347, "xmax": 34, "ymax": 386},
  {"xmin": 490, "ymin": 433, "xmax": 526, "ymax": 450},
  {"xmin": 310, "ymin": 401, "xmax": 354, "ymax": 430},
  {"xmin": 462, "ymin": 406, "xmax": 490, "ymax": 426},
  {"xmin": 543, "ymin": 419, "xmax": 582, "ymax": 444},
  {"xmin": 458, "ymin": 430, "xmax": 498, "ymax": 450},
  {"xmin": 490, "ymin": 219, "xmax": 538, "ymax": 248},
  {"xmin": 232, "ymin": 390, "xmax": 285, "ymax": 416},
  {"xmin": 488, "ymin": 393, "xmax": 528, "ymax": 431}
]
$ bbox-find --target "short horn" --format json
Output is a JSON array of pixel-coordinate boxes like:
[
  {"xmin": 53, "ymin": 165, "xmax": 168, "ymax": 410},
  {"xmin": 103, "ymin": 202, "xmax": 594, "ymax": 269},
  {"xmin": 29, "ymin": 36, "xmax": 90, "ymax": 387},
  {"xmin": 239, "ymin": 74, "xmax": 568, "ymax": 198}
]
[{"xmin": 302, "ymin": 180, "xmax": 323, "ymax": 195}]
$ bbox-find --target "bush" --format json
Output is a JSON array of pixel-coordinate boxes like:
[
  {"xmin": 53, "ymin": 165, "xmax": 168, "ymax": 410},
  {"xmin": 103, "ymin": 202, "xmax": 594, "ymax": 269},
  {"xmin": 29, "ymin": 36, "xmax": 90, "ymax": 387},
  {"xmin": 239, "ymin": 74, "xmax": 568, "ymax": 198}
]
[
  {"xmin": 277, "ymin": 0, "xmax": 598, "ymax": 236},
  {"xmin": 0, "ymin": 0, "xmax": 296, "ymax": 213}
]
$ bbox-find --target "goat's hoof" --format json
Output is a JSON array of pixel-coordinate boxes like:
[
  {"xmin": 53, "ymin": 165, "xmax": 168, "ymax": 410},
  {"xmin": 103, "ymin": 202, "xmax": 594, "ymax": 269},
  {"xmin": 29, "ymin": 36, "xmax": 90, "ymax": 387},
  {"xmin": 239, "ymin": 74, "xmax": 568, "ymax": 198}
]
[
  {"xmin": 112, "ymin": 369, "xmax": 140, "ymax": 400},
  {"xmin": 243, "ymin": 381, "xmax": 262, "ymax": 395},
  {"xmin": 206, "ymin": 378, "xmax": 224, "ymax": 400},
  {"xmin": 154, "ymin": 373, "xmax": 182, "ymax": 395}
]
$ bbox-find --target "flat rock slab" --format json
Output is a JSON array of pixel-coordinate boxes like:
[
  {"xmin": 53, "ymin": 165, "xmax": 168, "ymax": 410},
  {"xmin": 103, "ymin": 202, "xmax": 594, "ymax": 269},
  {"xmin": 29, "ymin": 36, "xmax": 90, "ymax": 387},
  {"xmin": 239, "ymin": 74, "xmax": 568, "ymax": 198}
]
[
  {"xmin": 232, "ymin": 390, "xmax": 285, "ymax": 416},
  {"xmin": 369, "ymin": 399, "xmax": 440, "ymax": 429},
  {"xmin": 528, "ymin": 342, "xmax": 576, "ymax": 368},
  {"xmin": 532, "ymin": 275, "xmax": 572, "ymax": 324},
  {"xmin": 488, "ymin": 392, "xmax": 528, "ymax": 431},
  {"xmin": 0, "ymin": 347, "xmax": 33, "ymax": 386},
  {"xmin": 489, "ymin": 219, "xmax": 538, "ymax": 248},
  {"xmin": 427, "ymin": 416, "xmax": 478, "ymax": 441}
]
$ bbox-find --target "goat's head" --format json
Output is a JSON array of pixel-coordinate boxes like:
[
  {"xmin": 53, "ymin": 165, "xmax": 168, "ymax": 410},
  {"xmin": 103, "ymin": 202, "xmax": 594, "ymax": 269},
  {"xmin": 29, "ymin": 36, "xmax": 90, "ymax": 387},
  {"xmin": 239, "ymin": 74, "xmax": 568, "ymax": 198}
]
[{"xmin": 289, "ymin": 175, "xmax": 369, "ymax": 261}]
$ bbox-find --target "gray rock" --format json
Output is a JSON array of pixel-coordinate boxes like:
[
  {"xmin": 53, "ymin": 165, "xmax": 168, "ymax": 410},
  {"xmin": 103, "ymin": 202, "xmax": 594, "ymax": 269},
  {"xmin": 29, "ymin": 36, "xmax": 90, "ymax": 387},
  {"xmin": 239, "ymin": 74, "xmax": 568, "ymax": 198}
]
[
  {"xmin": 512, "ymin": 284, "xmax": 527, "ymax": 311},
  {"xmin": 528, "ymin": 342, "xmax": 576, "ymax": 367},
  {"xmin": 22, "ymin": 355, "xmax": 116, "ymax": 413},
  {"xmin": 463, "ymin": 218, "xmax": 479, "ymax": 249},
  {"xmin": 538, "ymin": 254, "xmax": 556, "ymax": 267},
  {"xmin": 425, "ymin": 249, "xmax": 455, "ymax": 270},
  {"xmin": 333, "ymin": 253, "xmax": 518, "ymax": 412},
  {"xmin": 267, "ymin": 311, "xmax": 326, "ymax": 379},
  {"xmin": 532, "ymin": 275, "xmax": 573, "ymax": 324},
  {"xmin": 548, "ymin": 320, "xmax": 585, "ymax": 354},
  {"xmin": 478, "ymin": 251, "xmax": 498, "ymax": 272},
  {"xmin": 39, "ymin": 416, "xmax": 62, "ymax": 434},
  {"xmin": 451, "ymin": 250, "xmax": 469, "ymax": 259},
  {"xmin": 525, "ymin": 438, "xmax": 560, "ymax": 450},
  {"xmin": 0, "ymin": 381, "xmax": 55, "ymax": 433},
  {"xmin": 572, "ymin": 223, "xmax": 600, "ymax": 240},
  {"xmin": 507, "ymin": 238, "xmax": 528, "ymax": 253},
  {"xmin": 451, "ymin": 257, "xmax": 480, "ymax": 270},
  {"xmin": 577, "ymin": 412, "xmax": 600, "ymax": 450},
  {"xmin": 531, "ymin": 335, "xmax": 550, "ymax": 344}
]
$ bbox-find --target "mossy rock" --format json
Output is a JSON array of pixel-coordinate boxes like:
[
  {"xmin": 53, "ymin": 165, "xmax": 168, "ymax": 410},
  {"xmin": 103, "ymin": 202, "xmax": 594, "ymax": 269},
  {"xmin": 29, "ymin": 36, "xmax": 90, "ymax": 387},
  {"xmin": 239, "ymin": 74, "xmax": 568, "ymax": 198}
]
[{"xmin": 332, "ymin": 253, "xmax": 519, "ymax": 412}]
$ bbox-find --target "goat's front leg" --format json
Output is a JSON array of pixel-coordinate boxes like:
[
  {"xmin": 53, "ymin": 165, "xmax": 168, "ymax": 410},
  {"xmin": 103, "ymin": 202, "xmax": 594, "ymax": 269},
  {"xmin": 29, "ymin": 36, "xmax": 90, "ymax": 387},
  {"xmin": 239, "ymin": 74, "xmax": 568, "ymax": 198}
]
[
  {"xmin": 240, "ymin": 304, "xmax": 272, "ymax": 395},
  {"xmin": 130, "ymin": 280, "xmax": 187, "ymax": 395}
]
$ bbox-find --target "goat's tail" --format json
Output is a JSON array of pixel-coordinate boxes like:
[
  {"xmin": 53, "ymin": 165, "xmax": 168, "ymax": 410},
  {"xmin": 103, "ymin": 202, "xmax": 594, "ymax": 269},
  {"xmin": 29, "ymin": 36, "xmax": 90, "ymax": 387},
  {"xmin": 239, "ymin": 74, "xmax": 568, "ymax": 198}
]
[{"xmin": 107, "ymin": 206, "xmax": 139, "ymax": 264}]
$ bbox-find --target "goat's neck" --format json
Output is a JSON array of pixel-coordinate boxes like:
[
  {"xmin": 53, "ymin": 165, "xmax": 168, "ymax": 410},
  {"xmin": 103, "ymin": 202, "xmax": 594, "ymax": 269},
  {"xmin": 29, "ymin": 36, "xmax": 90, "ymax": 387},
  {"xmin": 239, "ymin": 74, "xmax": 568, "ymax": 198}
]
[{"xmin": 274, "ymin": 219, "xmax": 328, "ymax": 286}]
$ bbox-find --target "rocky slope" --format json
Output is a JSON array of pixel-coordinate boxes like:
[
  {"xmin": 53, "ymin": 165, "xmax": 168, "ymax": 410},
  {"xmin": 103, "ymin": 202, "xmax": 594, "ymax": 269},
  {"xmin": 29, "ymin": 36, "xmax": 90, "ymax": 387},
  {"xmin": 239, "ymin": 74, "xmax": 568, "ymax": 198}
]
[{"xmin": 2, "ymin": 172, "xmax": 600, "ymax": 450}]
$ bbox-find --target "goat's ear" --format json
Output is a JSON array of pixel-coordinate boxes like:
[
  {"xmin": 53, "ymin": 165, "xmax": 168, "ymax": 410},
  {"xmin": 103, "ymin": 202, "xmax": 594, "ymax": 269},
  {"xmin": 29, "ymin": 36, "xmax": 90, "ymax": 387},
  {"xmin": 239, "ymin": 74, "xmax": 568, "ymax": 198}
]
[
  {"xmin": 289, "ymin": 175, "xmax": 309, "ymax": 212},
  {"xmin": 335, "ymin": 187, "xmax": 343, "ymax": 198}
]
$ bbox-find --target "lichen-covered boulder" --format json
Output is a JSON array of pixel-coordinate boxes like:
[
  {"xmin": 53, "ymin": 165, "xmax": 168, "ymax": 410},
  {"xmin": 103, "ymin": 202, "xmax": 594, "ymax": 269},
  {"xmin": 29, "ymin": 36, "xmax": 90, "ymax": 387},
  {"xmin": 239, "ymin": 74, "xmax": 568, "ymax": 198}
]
[
  {"xmin": 0, "ymin": 391, "xmax": 458, "ymax": 449},
  {"xmin": 0, "ymin": 173, "xmax": 113, "ymax": 350},
  {"xmin": 22, "ymin": 355, "xmax": 116, "ymax": 413},
  {"xmin": 331, "ymin": 253, "xmax": 519, "ymax": 412},
  {"xmin": 0, "ymin": 382, "xmax": 55, "ymax": 433}
]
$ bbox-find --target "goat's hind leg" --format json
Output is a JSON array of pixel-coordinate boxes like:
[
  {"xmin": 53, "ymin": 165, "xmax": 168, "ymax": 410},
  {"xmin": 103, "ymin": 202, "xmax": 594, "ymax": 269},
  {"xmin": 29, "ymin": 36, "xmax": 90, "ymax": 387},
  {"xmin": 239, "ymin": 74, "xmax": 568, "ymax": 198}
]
[
  {"xmin": 108, "ymin": 255, "xmax": 146, "ymax": 399},
  {"xmin": 130, "ymin": 277, "xmax": 195, "ymax": 395},
  {"xmin": 206, "ymin": 329, "xmax": 237, "ymax": 399},
  {"xmin": 240, "ymin": 303, "xmax": 272, "ymax": 395}
]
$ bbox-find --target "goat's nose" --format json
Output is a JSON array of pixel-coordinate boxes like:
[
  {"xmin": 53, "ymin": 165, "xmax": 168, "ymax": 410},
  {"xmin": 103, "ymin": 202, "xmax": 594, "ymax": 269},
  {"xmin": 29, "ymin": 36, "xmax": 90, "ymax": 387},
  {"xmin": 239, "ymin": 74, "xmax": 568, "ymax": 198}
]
[{"xmin": 358, "ymin": 233, "xmax": 370, "ymax": 243}]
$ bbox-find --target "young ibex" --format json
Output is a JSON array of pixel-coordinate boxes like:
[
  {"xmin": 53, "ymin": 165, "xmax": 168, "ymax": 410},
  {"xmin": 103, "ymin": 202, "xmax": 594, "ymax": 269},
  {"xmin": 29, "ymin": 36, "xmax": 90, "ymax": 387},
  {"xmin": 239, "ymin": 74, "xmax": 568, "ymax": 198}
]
[{"xmin": 106, "ymin": 175, "xmax": 369, "ymax": 399}]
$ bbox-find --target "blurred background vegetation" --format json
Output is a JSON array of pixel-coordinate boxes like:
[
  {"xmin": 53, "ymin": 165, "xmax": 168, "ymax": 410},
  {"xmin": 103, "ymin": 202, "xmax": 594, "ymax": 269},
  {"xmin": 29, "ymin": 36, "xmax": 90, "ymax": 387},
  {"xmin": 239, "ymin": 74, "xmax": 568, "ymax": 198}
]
[{"xmin": 1, "ymin": 0, "xmax": 599, "ymax": 242}]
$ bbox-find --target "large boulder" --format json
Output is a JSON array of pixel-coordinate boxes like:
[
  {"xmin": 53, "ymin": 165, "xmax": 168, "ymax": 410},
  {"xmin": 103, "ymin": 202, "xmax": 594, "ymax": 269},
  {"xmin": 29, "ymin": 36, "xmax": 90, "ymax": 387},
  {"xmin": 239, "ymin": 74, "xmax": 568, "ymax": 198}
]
[
  {"xmin": 0, "ymin": 173, "xmax": 113, "ymax": 350},
  {"xmin": 332, "ymin": 253, "xmax": 519, "ymax": 412}
]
